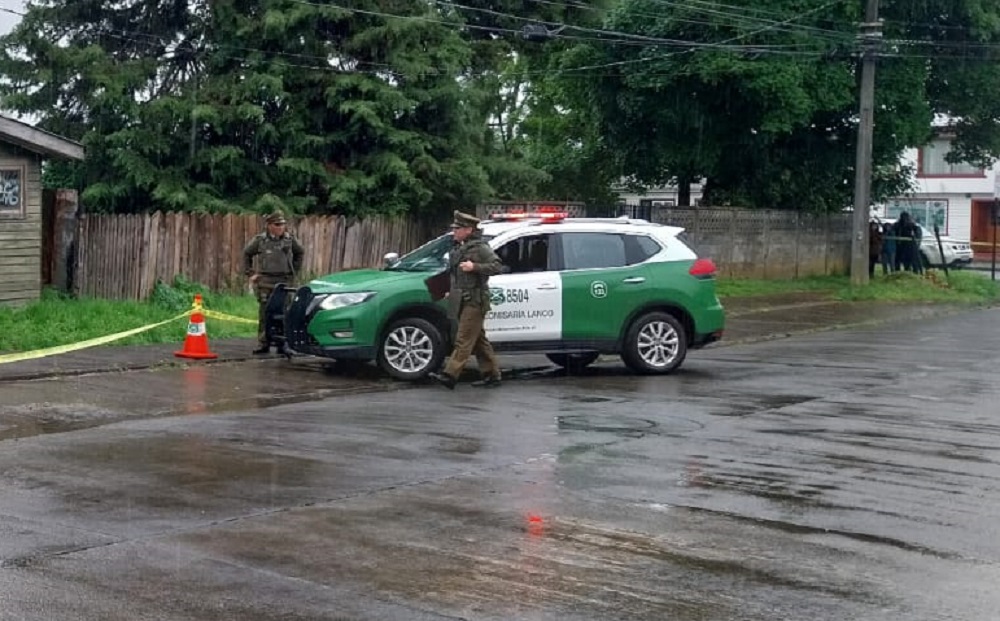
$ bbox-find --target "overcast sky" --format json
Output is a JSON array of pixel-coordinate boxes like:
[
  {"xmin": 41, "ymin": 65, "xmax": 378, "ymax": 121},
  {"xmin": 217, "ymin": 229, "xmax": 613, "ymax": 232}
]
[{"xmin": 1, "ymin": 1, "xmax": 24, "ymax": 35}]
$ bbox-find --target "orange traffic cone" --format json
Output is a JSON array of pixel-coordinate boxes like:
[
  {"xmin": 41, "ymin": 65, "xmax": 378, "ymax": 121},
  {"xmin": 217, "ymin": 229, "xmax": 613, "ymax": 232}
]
[{"xmin": 175, "ymin": 294, "xmax": 218, "ymax": 360}]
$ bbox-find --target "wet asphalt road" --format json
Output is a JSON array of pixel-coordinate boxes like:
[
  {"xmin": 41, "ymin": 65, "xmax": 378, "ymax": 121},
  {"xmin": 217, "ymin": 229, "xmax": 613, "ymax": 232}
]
[{"xmin": 2, "ymin": 308, "xmax": 1000, "ymax": 620}]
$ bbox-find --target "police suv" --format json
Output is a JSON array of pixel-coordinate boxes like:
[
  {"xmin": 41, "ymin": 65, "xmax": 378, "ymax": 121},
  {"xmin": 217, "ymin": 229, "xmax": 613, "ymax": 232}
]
[{"xmin": 266, "ymin": 210, "xmax": 725, "ymax": 380}]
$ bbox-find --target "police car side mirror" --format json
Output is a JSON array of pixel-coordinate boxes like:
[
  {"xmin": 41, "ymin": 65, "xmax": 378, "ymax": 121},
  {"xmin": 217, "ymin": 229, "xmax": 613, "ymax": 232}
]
[{"xmin": 383, "ymin": 252, "xmax": 400, "ymax": 267}]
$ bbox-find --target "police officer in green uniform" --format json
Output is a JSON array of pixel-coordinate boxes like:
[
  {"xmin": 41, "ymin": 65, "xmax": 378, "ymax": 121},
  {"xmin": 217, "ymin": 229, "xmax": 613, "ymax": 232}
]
[
  {"xmin": 242, "ymin": 211, "xmax": 305, "ymax": 355},
  {"xmin": 429, "ymin": 210, "xmax": 503, "ymax": 389}
]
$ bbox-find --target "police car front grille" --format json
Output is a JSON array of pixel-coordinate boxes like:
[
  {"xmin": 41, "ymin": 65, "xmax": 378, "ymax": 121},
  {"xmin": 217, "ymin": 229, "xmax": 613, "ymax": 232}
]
[{"xmin": 285, "ymin": 288, "xmax": 320, "ymax": 348}]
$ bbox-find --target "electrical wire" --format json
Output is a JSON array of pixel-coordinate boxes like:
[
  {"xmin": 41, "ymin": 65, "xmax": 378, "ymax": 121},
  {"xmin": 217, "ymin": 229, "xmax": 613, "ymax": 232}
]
[{"xmin": 3, "ymin": 3, "xmax": 1000, "ymax": 80}]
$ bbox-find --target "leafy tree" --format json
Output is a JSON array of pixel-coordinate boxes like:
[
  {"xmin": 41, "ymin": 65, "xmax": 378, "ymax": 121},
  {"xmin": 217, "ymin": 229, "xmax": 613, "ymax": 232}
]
[
  {"xmin": 532, "ymin": 0, "xmax": 1000, "ymax": 210},
  {"xmin": 444, "ymin": 0, "xmax": 611, "ymax": 202},
  {"xmin": 0, "ymin": 0, "xmax": 497, "ymax": 216}
]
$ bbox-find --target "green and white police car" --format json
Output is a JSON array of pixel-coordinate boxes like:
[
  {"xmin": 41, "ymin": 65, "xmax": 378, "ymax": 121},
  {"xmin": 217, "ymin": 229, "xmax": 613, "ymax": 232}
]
[{"xmin": 269, "ymin": 211, "xmax": 725, "ymax": 380}]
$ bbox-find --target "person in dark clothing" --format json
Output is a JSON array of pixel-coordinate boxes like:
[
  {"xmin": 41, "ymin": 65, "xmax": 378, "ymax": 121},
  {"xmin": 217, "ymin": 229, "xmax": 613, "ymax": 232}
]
[
  {"xmin": 242, "ymin": 211, "xmax": 306, "ymax": 354},
  {"xmin": 880, "ymin": 221, "xmax": 896, "ymax": 274},
  {"xmin": 868, "ymin": 220, "xmax": 883, "ymax": 277},
  {"xmin": 896, "ymin": 212, "xmax": 921, "ymax": 273}
]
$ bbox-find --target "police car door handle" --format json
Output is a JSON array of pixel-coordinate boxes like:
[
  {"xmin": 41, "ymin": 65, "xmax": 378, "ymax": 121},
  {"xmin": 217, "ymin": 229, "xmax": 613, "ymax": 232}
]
[
  {"xmin": 536, "ymin": 283, "xmax": 558, "ymax": 290},
  {"xmin": 622, "ymin": 277, "xmax": 645, "ymax": 284}
]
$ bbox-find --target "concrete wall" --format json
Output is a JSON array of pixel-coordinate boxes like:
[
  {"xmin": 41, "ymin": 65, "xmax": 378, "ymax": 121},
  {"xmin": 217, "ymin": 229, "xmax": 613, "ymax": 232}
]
[
  {"xmin": 654, "ymin": 208, "xmax": 851, "ymax": 279},
  {"xmin": 0, "ymin": 141, "xmax": 42, "ymax": 305}
]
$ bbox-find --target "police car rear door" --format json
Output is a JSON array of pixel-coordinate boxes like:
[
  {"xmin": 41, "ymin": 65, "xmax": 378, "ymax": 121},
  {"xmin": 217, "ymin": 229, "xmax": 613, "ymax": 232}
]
[{"xmin": 555, "ymin": 231, "xmax": 655, "ymax": 344}]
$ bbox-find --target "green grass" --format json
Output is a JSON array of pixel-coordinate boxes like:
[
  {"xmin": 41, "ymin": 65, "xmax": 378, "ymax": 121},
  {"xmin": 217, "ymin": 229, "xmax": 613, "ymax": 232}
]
[
  {"xmin": 716, "ymin": 270, "xmax": 1000, "ymax": 304},
  {"xmin": 0, "ymin": 277, "xmax": 258, "ymax": 353},
  {"xmin": 716, "ymin": 275, "xmax": 845, "ymax": 298},
  {"xmin": 1, "ymin": 270, "xmax": 996, "ymax": 355},
  {"xmin": 835, "ymin": 270, "xmax": 1000, "ymax": 303}
]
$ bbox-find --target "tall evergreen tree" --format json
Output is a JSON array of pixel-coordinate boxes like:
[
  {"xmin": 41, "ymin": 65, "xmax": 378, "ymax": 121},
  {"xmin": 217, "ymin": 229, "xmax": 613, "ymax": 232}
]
[{"xmin": 0, "ymin": 0, "xmax": 497, "ymax": 216}]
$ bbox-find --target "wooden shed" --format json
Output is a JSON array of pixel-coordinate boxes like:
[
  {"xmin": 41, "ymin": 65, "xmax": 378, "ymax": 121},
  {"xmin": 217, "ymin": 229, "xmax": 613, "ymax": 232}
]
[{"xmin": 0, "ymin": 116, "xmax": 84, "ymax": 306}]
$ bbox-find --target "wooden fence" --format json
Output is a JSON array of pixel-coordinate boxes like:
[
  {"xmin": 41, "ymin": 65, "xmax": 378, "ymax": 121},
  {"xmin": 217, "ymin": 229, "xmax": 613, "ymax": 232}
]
[{"xmin": 73, "ymin": 212, "xmax": 440, "ymax": 299}]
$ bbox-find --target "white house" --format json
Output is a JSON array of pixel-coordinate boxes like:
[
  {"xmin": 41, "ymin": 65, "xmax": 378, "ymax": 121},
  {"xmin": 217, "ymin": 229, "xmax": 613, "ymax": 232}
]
[
  {"xmin": 616, "ymin": 129, "xmax": 999, "ymax": 257},
  {"xmin": 615, "ymin": 181, "xmax": 705, "ymax": 208},
  {"xmin": 880, "ymin": 135, "xmax": 999, "ymax": 258}
]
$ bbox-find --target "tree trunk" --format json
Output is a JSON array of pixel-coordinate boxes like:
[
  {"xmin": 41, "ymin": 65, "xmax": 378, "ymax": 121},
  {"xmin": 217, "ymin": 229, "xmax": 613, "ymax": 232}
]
[{"xmin": 678, "ymin": 175, "xmax": 692, "ymax": 207}]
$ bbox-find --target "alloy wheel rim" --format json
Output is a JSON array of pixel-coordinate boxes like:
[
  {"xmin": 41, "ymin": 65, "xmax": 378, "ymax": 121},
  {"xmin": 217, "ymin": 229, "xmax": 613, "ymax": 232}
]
[
  {"xmin": 384, "ymin": 326, "xmax": 434, "ymax": 373},
  {"xmin": 637, "ymin": 321, "xmax": 679, "ymax": 368}
]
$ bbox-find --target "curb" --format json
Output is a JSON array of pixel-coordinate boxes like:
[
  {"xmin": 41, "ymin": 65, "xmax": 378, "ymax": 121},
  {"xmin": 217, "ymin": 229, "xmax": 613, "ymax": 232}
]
[
  {"xmin": 0, "ymin": 354, "xmax": 260, "ymax": 383},
  {"xmin": 1, "ymin": 302, "xmax": 994, "ymax": 383},
  {"xmin": 712, "ymin": 302, "xmax": 987, "ymax": 348}
]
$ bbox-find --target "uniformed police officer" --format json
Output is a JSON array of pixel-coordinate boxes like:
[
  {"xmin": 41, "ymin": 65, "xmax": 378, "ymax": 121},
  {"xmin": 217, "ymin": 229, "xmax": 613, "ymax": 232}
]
[
  {"xmin": 429, "ymin": 210, "xmax": 503, "ymax": 389},
  {"xmin": 242, "ymin": 211, "xmax": 305, "ymax": 355}
]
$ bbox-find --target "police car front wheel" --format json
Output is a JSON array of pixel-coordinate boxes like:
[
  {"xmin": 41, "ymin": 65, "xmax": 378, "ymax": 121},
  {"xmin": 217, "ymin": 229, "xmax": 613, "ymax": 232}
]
[
  {"xmin": 622, "ymin": 312, "xmax": 688, "ymax": 375},
  {"xmin": 377, "ymin": 317, "xmax": 445, "ymax": 380}
]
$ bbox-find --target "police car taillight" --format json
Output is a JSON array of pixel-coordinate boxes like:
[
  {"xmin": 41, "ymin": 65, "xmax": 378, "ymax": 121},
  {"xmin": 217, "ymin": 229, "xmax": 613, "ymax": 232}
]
[{"xmin": 689, "ymin": 258, "xmax": 717, "ymax": 279}]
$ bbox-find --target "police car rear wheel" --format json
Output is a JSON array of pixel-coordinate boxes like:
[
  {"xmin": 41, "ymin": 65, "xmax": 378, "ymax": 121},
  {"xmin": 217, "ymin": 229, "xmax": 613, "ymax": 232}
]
[
  {"xmin": 546, "ymin": 352, "xmax": 600, "ymax": 373},
  {"xmin": 622, "ymin": 312, "xmax": 687, "ymax": 375},
  {"xmin": 377, "ymin": 318, "xmax": 444, "ymax": 380}
]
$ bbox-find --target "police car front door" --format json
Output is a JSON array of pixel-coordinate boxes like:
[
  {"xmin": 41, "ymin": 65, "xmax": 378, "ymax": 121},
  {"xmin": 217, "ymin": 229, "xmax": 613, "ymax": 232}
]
[{"xmin": 485, "ymin": 234, "xmax": 562, "ymax": 343}]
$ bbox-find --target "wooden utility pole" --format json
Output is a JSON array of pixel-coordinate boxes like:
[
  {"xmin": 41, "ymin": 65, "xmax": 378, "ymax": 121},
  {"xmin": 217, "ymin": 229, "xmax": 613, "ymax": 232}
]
[{"xmin": 850, "ymin": 0, "xmax": 882, "ymax": 285}]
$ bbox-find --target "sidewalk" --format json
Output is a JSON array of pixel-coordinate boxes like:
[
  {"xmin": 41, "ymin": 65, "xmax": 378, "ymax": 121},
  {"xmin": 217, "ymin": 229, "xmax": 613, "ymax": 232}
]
[{"xmin": 0, "ymin": 295, "xmax": 981, "ymax": 382}]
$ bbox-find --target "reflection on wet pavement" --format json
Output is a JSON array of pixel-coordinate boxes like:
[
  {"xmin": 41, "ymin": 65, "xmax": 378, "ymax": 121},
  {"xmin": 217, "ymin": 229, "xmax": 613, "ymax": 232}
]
[{"xmin": 2, "ymin": 309, "xmax": 1000, "ymax": 619}]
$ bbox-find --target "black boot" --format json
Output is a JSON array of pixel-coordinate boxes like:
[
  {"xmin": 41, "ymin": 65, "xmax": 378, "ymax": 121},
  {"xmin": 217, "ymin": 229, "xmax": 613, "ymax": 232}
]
[
  {"xmin": 471, "ymin": 376, "xmax": 502, "ymax": 388},
  {"xmin": 428, "ymin": 372, "xmax": 457, "ymax": 390},
  {"xmin": 252, "ymin": 344, "xmax": 271, "ymax": 355}
]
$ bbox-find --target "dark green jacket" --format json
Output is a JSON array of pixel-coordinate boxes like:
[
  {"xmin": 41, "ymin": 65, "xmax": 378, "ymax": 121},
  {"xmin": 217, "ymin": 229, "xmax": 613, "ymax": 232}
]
[
  {"xmin": 243, "ymin": 232, "xmax": 305, "ymax": 278},
  {"xmin": 448, "ymin": 233, "xmax": 502, "ymax": 318}
]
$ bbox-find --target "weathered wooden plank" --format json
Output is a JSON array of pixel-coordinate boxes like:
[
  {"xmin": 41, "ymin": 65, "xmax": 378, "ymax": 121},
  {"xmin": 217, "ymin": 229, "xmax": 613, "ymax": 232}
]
[
  {"xmin": 155, "ymin": 211, "xmax": 168, "ymax": 287},
  {"xmin": 133, "ymin": 213, "xmax": 142, "ymax": 298},
  {"xmin": 88, "ymin": 214, "xmax": 101, "ymax": 298},
  {"xmin": 0, "ymin": 287, "xmax": 41, "ymax": 302},
  {"xmin": 0, "ymin": 265, "xmax": 43, "ymax": 279},
  {"xmin": 142, "ymin": 211, "xmax": 157, "ymax": 297},
  {"xmin": 170, "ymin": 211, "xmax": 182, "ymax": 279},
  {"xmin": 0, "ymin": 254, "xmax": 42, "ymax": 266},
  {"xmin": 0, "ymin": 220, "xmax": 43, "ymax": 234}
]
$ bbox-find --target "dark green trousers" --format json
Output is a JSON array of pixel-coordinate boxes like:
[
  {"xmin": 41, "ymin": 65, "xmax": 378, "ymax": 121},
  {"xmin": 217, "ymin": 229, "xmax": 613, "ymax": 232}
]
[
  {"xmin": 443, "ymin": 303, "xmax": 499, "ymax": 380},
  {"xmin": 254, "ymin": 275, "xmax": 294, "ymax": 346}
]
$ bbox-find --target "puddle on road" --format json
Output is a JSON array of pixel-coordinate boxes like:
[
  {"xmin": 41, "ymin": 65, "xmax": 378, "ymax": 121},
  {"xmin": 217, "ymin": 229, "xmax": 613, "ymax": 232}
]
[
  {"xmin": 29, "ymin": 434, "xmax": 326, "ymax": 514},
  {"xmin": 0, "ymin": 363, "xmax": 400, "ymax": 441},
  {"xmin": 0, "ymin": 403, "xmax": 123, "ymax": 441}
]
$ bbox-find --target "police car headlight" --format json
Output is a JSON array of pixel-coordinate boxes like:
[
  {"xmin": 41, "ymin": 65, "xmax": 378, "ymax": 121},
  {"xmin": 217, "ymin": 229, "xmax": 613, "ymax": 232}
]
[{"xmin": 318, "ymin": 292, "xmax": 376, "ymax": 310}]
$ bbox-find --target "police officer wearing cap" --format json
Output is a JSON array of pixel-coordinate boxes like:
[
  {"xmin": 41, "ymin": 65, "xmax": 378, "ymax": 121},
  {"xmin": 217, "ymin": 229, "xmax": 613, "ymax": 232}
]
[
  {"xmin": 429, "ymin": 210, "xmax": 503, "ymax": 389},
  {"xmin": 242, "ymin": 210, "xmax": 305, "ymax": 355}
]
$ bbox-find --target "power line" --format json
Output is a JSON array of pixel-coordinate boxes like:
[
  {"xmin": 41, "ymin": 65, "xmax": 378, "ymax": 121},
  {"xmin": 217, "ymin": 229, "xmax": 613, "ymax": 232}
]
[
  {"xmin": 3, "ymin": 2, "xmax": 1000, "ymax": 82},
  {"xmin": 536, "ymin": 0, "xmax": 844, "ymax": 75}
]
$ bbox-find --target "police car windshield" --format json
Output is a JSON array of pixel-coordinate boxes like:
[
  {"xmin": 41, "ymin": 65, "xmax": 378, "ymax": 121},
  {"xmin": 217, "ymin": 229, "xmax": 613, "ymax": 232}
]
[{"xmin": 388, "ymin": 232, "xmax": 494, "ymax": 271}]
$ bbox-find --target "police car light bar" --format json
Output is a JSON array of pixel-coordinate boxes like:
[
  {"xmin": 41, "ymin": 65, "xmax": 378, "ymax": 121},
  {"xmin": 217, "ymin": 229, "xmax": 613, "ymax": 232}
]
[{"xmin": 490, "ymin": 208, "xmax": 568, "ymax": 223}]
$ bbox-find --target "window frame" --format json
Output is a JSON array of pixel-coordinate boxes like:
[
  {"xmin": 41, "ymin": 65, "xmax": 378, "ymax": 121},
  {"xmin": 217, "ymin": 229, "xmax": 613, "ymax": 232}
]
[
  {"xmin": 494, "ymin": 233, "xmax": 555, "ymax": 275},
  {"xmin": 0, "ymin": 163, "xmax": 27, "ymax": 220},
  {"xmin": 553, "ymin": 232, "xmax": 636, "ymax": 272},
  {"xmin": 916, "ymin": 138, "xmax": 985, "ymax": 179}
]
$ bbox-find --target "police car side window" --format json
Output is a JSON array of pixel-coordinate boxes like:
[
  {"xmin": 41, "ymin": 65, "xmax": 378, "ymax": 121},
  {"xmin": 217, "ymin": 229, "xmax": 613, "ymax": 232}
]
[
  {"xmin": 496, "ymin": 234, "xmax": 550, "ymax": 274},
  {"xmin": 624, "ymin": 234, "xmax": 662, "ymax": 264},
  {"xmin": 560, "ymin": 233, "xmax": 627, "ymax": 270}
]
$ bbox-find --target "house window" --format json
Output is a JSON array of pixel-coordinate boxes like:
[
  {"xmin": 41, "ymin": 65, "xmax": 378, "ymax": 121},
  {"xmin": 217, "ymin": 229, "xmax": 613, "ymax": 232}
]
[
  {"xmin": 886, "ymin": 199, "xmax": 948, "ymax": 233},
  {"xmin": 0, "ymin": 166, "xmax": 26, "ymax": 219},
  {"xmin": 918, "ymin": 139, "xmax": 983, "ymax": 177}
]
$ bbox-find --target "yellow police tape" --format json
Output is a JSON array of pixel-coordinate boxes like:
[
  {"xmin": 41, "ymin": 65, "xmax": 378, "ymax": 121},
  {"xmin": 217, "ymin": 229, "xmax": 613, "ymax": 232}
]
[
  {"xmin": 0, "ymin": 311, "xmax": 190, "ymax": 366},
  {"xmin": 0, "ymin": 303, "xmax": 259, "ymax": 366},
  {"xmin": 202, "ymin": 309, "xmax": 258, "ymax": 325}
]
